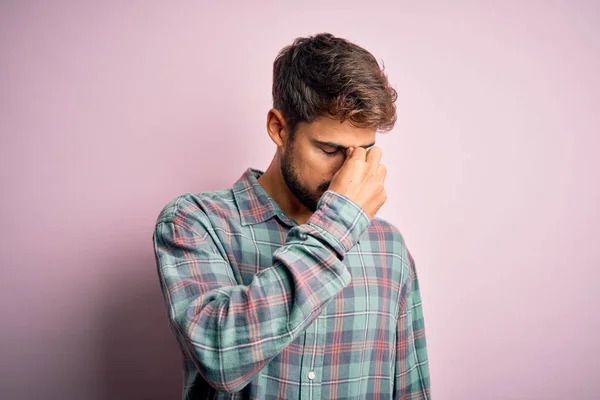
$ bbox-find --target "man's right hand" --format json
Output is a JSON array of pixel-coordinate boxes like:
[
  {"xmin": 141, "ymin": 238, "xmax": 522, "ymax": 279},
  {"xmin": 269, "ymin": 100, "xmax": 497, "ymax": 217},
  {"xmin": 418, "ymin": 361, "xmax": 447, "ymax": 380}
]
[{"xmin": 328, "ymin": 146, "xmax": 387, "ymax": 220}]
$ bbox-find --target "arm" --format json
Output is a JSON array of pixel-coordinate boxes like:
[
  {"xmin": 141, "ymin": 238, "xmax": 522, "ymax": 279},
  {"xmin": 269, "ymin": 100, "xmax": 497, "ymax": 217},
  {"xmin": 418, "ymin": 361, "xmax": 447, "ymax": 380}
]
[
  {"xmin": 393, "ymin": 251, "xmax": 431, "ymax": 399},
  {"xmin": 152, "ymin": 190, "xmax": 370, "ymax": 393}
]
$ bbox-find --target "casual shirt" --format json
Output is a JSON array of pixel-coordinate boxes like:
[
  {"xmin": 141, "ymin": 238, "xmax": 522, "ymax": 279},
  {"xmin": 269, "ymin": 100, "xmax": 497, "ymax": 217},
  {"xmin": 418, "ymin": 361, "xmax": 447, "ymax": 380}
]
[{"xmin": 152, "ymin": 167, "xmax": 431, "ymax": 399}]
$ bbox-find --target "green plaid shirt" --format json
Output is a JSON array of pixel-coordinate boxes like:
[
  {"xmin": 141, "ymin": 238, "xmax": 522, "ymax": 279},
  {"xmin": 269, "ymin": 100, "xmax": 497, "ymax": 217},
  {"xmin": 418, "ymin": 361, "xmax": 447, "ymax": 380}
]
[{"xmin": 152, "ymin": 168, "xmax": 430, "ymax": 399}]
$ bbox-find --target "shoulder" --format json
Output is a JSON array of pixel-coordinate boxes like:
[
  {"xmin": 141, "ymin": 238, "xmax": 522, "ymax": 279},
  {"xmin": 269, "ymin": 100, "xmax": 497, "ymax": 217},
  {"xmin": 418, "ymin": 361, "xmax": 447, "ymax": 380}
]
[
  {"xmin": 367, "ymin": 216, "xmax": 407, "ymax": 247},
  {"xmin": 366, "ymin": 216, "xmax": 414, "ymax": 267},
  {"xmin": 155, "ymin": 188, "xmax": 236, "ymax": 230}
]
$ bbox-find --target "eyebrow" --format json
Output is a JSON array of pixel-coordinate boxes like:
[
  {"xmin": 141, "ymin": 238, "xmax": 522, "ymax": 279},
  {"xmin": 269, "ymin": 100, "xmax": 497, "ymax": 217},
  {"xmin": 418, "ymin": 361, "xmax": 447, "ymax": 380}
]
[{"xmin": 313, "ymin": 140, "xmax": 376, "ymax": 151}]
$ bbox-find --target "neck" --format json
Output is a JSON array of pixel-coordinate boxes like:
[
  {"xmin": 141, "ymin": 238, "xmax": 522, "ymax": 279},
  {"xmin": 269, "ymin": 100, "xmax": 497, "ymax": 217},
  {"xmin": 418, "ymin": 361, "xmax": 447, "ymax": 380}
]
[{"xmin": 257, "ymin": 156, "xmax": 313, "ymax": 225}]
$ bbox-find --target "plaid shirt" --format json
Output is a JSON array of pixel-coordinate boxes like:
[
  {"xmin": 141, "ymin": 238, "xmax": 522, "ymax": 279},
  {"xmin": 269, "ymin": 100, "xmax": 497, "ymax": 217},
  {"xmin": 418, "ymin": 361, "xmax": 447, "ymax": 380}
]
[{"xmin": 152, "ymin": 168, "xmax": 431, "ymax": 399}]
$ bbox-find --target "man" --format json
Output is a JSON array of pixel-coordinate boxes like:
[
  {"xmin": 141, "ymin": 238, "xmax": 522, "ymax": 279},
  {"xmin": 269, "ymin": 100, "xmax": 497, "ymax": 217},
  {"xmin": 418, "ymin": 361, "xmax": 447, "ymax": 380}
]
[{"xmin": 153, "ymin": 33, "xmax": 431, "ymax": 399}]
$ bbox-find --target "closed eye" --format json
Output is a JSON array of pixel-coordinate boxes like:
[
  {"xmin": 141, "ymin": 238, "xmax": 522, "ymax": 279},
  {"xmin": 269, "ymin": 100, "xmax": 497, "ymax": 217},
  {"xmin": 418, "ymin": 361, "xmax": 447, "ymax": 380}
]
[{"xmin": 321, "ymin": 149, "xmax": 339, "ymax": 156}]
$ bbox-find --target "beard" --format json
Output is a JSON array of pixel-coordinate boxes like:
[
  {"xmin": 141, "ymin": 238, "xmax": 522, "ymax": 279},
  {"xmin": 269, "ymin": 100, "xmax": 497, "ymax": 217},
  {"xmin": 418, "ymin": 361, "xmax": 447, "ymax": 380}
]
[{"xmin": 280, "ymin": 142, "xmax": 330, "ymax": 213}]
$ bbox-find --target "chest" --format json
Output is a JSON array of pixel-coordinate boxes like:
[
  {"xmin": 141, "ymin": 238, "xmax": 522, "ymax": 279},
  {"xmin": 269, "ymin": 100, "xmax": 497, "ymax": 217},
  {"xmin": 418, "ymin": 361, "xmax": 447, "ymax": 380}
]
[{"xmin": 223, "ymin": 220, "xmax": 405, "ymax": 321}]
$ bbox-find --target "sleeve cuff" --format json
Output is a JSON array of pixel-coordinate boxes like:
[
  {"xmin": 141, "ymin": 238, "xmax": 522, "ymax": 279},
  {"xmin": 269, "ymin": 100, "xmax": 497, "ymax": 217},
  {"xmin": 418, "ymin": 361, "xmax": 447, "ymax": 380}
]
[{"xmin": 306, "ymin": 190, "xmax": 371, "ymax": 255}]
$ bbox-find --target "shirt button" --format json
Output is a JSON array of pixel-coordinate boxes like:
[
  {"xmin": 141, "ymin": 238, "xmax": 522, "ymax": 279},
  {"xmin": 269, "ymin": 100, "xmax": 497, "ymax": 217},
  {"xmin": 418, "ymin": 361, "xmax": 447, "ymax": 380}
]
[{"xmin": 307, "ymin": 371, "xmax": 316, "ymax": 380}]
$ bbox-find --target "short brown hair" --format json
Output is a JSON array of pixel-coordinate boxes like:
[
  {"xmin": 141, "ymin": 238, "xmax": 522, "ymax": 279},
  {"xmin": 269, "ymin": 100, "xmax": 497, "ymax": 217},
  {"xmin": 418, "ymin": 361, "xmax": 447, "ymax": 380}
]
[{"xmin": 272, "ymin": 33, "xmax": 397, "ymax": 135}]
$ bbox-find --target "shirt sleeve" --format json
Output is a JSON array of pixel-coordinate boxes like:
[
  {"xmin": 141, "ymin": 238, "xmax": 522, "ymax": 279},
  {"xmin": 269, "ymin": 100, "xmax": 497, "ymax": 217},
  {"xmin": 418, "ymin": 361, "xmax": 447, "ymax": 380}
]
[
  {"xmin": 152, "ymin": 190, "xmax": 370, "ymax": 393},
  {"xmin": 393, "ymin": 251, "xmax": 432, "ymax": 399}
]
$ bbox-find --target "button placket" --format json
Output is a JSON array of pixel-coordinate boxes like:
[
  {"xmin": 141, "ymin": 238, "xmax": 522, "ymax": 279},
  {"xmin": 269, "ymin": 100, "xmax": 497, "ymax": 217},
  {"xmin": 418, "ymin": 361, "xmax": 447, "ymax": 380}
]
[
  {"xmin": 310, "ymin": 314, "xmax": 327, "ymax": 399},
  {"xmin": 300, "ymin": 313, "xmax": 326, "ymax": 400}
]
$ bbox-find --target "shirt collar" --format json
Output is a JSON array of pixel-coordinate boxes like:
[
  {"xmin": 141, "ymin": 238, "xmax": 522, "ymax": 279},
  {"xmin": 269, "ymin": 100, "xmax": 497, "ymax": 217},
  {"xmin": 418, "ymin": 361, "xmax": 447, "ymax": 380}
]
[{"xmin": 232, "ymin": 168, "xmax": 282, "ymax": 226}]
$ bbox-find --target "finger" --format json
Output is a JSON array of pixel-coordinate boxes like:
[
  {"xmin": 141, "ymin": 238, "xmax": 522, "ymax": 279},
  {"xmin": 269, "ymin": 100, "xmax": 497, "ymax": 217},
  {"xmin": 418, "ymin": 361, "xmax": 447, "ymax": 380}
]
[
  {"xmin": 350, "ymin": 146, "xmax": 367, "ymax": 161},
  {"xmin": 376, "ymin": 164, "xmax": 387, "ymax": 181},
  {"xmin": 366, "ymin": 146, "xmax": 382, "ymax": 174}
]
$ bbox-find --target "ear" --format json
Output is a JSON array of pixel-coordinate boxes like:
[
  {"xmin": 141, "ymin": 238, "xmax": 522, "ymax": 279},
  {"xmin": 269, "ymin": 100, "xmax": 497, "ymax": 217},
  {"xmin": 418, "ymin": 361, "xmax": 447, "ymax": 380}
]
[{"xmin": 266, "ymin": 108, "xmax": 288, "ymax": 147}]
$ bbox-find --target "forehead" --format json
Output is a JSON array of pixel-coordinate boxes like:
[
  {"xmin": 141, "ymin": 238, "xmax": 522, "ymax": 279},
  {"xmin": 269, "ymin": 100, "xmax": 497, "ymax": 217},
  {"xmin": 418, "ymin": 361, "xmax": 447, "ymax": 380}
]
[{"xmin": 299, "ymin": 117, "xmax": 376, "ymax": 146}]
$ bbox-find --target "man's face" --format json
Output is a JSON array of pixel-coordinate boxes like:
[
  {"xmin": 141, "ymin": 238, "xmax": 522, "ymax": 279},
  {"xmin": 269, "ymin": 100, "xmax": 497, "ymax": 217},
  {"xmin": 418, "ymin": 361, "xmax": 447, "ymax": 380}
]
[{"xmin": 280, "ymin": 117, "xmax": 377, "ymax": 212}]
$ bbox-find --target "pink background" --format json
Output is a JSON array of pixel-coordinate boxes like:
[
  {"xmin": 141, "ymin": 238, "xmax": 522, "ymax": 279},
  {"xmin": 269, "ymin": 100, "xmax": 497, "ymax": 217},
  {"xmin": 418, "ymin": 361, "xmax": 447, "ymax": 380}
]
[{"xmin": 1, "ymin": 1, "xmax": 599, "ymax": 399}]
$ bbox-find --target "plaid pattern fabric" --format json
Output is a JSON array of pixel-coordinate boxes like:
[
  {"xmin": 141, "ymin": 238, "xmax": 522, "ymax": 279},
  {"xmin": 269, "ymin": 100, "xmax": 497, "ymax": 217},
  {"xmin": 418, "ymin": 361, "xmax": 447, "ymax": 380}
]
[{"xmin": 152, "ymin": 168, "xmax": 430, "ymax": 399}]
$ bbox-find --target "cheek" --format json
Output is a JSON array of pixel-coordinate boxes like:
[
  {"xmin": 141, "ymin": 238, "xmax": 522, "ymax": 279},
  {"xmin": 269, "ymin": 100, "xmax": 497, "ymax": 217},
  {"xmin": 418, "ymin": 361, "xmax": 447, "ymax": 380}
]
[
  {"xmin": 319, "ymin": 156, "xmax": 345, "ymax": 178},
  {"xmin": 297, "ymin": 148, "xmax": 341, "ymax": 182},
  {"xmin": 300, "ymin": 150, "xmax": 328, "ymax": 171},
  {"xmin": 311, "ymin": 157, "xmax": 341, "ymax": 179}
]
